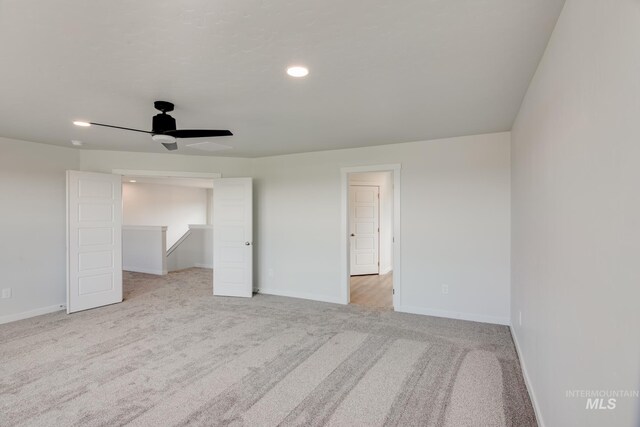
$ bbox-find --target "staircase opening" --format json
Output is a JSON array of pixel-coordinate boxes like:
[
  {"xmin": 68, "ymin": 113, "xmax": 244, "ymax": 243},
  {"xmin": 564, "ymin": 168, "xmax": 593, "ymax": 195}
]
[{"xmin": 120, "ymin": 175, "xmax": 215, "ymax": 275}]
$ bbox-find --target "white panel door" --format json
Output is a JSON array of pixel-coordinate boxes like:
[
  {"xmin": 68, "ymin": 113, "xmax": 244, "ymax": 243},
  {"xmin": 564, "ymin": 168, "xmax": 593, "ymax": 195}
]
[
  {"xmin": 350, "ymin": 186, "xmax": 379, "ymax": 275},
  {"xmin": 67, "ymin": 171, "xmax": 122, "ymax": 313},
  {"xmin": 213, "ymin": 178, "xmax": 253, "ymax": 297}
]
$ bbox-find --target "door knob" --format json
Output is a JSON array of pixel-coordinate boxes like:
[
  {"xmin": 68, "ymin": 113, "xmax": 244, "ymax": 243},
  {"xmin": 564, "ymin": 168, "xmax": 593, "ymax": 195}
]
[
  {"xmin": 350, "ymin": 233, "xmax": 355, "ymax": 237},
  {"xmin": 245, "ymin": 241, "xmax": 251, "ymax": 246}
]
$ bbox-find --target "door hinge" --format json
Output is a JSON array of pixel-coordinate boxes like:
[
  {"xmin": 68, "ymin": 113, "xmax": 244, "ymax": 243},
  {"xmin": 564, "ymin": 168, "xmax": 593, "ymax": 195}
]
[{"xmin": 393, "ymin": 289, "xmax": 395, "ymax": 295}]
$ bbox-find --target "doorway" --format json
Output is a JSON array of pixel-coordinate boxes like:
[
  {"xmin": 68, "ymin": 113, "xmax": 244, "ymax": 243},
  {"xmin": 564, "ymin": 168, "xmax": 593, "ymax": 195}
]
[
  {"xmin": 66, "ymin": 169, "xmax": 253, "ymax": 314},
  {"xmin": 340, "ymin": 164, "xmax": 401, "ymax": 310},
  {"xmin": 348, "ymin": 172, "xmax": 393, "ymax": 308},
  {"xmin": 120, "ymin": 174, "xmax": 215, "ymax": 276}
]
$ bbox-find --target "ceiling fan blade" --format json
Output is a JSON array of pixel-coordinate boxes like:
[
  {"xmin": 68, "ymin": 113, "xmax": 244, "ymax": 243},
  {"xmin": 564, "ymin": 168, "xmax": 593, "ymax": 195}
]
[
  {"xmin": 163, "ymin": 129, "xmax": 233, "ymax": 138},
  {"xmin": 161, "ymin": 142, "xmax": 178, "ymax": 151},
  {"xmin": 90, "ymin": 122, "xmax": 152, "ymax": 134}
]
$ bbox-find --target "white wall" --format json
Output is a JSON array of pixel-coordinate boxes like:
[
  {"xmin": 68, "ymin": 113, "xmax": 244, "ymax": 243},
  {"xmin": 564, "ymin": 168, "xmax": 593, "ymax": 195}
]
[
  {"xmin": 79, "ymin": 149, "xmax": 254, "ymax": 178},
  {"xmin": 206, "ymin": 189, "xmax": 213, "ymax": 225},
  {"xmin": 511, "ymin": 1, "xmax": 640, "ymax": 426},
  {"xmin": 0, "ymin": 145, "xmax": 253, "ymax": 322},
  {"xmin": 0, "ymin": 137, "xmax": 79, "ymax": 322},
  {"xmin": 254, "ymin": 132, "xmax": 511, "ymax": 324},
  {"xmin": 380, "ymin": 172, "xmax": 393, "ymax": 274},
  {"xmin": 122, "ymin": 226, "xmax": 167, "ymax": 275},
  {"xmin": 123, "ymin": 182, "xmax": 208, "ymax": 249},
  {"xmin": 167, "ymin": 225, "xmax": 213, "ymax": 272},
  {"xmin": 2, "ymin": 134, "xmax": 510, "ymax": 328},
  {"xmin": 349, "ymin": 172, "xmax": 393, "ymax": 274}
]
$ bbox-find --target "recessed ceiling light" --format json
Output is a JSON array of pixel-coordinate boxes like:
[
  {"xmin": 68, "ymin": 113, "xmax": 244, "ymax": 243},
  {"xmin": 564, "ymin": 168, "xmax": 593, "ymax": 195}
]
[
  {"xmin": 73, "ymin": 121, "xmax": 91, "ymax": 127},
  {"xmin": 71, "ymin": 140, "xmax": 83, "ymax": 146},
  {"xmin": 129, "ymin": 180, "xmax": 137, "ymax": 183},
  {"xmin": 286, "ymin": 66, "xmax": 309, "ymax": 77}
]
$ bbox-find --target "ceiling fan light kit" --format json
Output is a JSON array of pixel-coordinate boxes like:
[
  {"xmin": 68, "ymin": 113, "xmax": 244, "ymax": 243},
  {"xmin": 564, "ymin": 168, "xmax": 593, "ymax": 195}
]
[
  {"xmin": 151, "ymin": 134, "xmax": 177, "ymax": 143},
  {"xmin": 76, "ymin": 101, "xmax": 232, "ymax": 151}
]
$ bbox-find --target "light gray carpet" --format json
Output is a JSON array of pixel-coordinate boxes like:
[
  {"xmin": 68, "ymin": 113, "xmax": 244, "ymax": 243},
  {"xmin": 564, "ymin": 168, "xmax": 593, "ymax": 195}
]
[{"xmin": 0, "ymin": 268, "xmax": 536, "ymax": 426}]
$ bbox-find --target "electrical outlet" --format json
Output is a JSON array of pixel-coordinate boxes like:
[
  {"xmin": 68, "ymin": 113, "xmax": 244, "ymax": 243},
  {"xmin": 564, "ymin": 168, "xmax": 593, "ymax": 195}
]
[
  {"xmin": 518, "ymin": 311, "xmax": 522, "ymax": 327},
  {"xmin": 441, "ymin": 284, "xmax": 449, "ymax": 295},
  {"xmin": 1, "ymin": 288, "xmax": 11, "ymax": 299}
]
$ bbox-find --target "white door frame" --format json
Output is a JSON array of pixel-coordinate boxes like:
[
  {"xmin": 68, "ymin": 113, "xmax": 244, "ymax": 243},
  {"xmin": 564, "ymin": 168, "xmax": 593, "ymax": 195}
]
[
  {"xmin": 340, "ymin": 164, "xmax": 401, "ymax": 309},
  {"xmin": 111, "ymin": 170, "xmax": 221, "ymax": 180},
  {"xmin": 112, "ymin": 169, "xmax": 221, "ymax": 280}
]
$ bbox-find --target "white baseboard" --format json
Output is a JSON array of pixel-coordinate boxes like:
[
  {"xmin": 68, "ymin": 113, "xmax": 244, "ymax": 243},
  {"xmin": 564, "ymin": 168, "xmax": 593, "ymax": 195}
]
[
  {"xmin": 379, "ymin": 266, "xmax": 393, "ymax": 275},
  {"xmin": 510, "ymin": 326, "xmax": 545, "ymax": 427},
  {"xmin": 397, "ymin": 305, "xmax": 510, "ymax": 325},
  {"xmin": 258, "ymin": 287, "xmax": 343, "ymax": 305},
  {"xmin": 123, "ymin": 266, "xmax": 166, "ymax": 275},
  {"xmin": 193, "ymin": 263, "xmax": 213, "ymax": 269},
  {"xmin": 0, "ymin": 304, "xmax": 66, "ymax": 325}
]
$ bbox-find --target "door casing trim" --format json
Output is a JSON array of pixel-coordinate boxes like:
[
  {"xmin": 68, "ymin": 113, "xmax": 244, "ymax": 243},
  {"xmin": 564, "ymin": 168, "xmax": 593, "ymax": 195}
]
[{"xmin": 340, "ymin": 164, "xmax": 401, "ymax": 309}]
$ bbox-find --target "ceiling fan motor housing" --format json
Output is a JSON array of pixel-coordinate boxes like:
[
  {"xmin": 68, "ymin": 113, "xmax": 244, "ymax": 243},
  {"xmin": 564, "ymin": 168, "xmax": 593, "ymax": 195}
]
[{"xmin": 152, "ymin": 113, "xmax": 176, "ymax": 134}]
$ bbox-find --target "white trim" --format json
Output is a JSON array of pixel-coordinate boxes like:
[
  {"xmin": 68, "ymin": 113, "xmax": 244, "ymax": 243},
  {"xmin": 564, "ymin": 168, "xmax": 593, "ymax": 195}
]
[
  {"xmin": 258, "ymin": 288, "xmax": 343, "ymax": 305},
  {"xmin": 511, "ymin": 327, "xmax": 545, "ymax": 427},
  {"xmin": 66, "ymin": 171, "xmax": 70, "ymax": 314},
  {"xmin": 188, "ymin": 224, "xmax": 213, "ymax": 230},
  {"xmin": 167, "ymin": 230, "xmax": 192, "ymax": 256},
  {"xmin": 0, "ymin": 304, "xmax": 65, "ymax": 325},
  {"xmin": 123, "ymin": 266, "xmax": 166, "ymax": 275},
  {"xmin": 111, "ymin": 169, "xmax": 222, "ymax": 179},
  {"xmin": 122, "ymin": 225, "xmax": 167, "ymax": 231},
  {"xmin": 194, "ymin": 263, "xmax": 214, "ymax": 269},
  {"xmin": 398, "ymin": 305, "xmax": 510, "ymax": 326},
  {"xmin": 379, "ymin": 266, "xmax": 392, "ymax": 275},
  {"xmin": 341, "ymin": 164, "xmax": 401, "ymax": 174},
  {"xmin": 349, "ymin": 180, "xmax": 383, "ymax": 186},
  {"xmin": 340, "ymin": 164, "xmax": 402, "ymax": 309}
]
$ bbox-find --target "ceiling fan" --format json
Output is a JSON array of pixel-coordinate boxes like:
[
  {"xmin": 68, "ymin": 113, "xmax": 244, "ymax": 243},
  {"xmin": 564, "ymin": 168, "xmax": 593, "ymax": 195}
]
[{"xmin": 80, "ymin": 101, "xmax": 232, "ymax": 151}]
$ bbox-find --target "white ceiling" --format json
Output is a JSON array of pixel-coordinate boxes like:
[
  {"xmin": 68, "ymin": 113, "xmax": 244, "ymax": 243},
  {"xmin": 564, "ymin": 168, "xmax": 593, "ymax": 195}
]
[{"xmin": 0, "ymin": 0, "xmax": 564, "ymax": 158}]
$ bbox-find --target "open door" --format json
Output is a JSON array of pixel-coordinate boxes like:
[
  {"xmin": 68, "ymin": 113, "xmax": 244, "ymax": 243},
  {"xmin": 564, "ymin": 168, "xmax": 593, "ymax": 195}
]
[
  {"xmin": 66, "ymin": 171, "xmax": 123, "ymax": 313},
  {"xmin": 213, "ymin": 178, "xmax": 253, "ymax": 297}
]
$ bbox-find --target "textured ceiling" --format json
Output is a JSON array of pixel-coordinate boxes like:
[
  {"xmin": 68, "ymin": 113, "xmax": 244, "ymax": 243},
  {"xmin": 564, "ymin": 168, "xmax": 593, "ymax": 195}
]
[{"xmin": 0, "ymin": 0, "xmax": 564, "ymax": 157}]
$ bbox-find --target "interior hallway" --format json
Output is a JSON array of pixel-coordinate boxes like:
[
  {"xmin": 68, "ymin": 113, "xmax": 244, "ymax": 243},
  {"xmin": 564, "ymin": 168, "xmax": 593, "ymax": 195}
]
[{"xmin": 350, "ymin": 273, "xmax": 393, "ymax": 309}]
